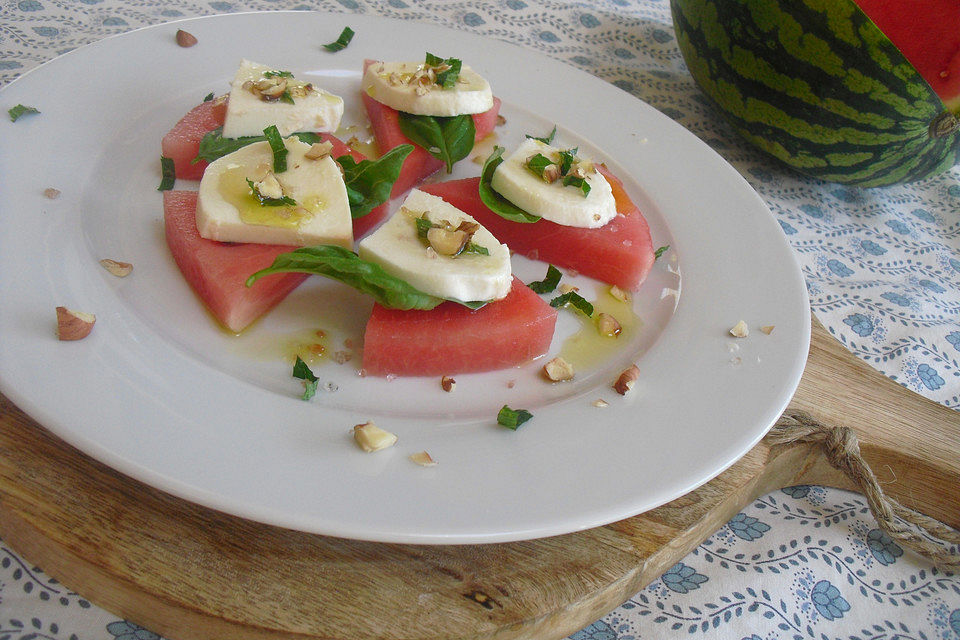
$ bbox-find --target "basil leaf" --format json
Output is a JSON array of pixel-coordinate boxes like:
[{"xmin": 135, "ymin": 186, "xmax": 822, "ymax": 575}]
[
  {"xmin": 246, "ymin": 245, "xmax": 445, "ymax": 311},
  {"xmin": 525, "ymin": 125, "xmax": 557, "ymax": 145},
  {"xmin": 655, "ymin": 245, "xmax": 670, "ymax": 260},
  {"xmin": 203, "ymin": 92, "xmax": 215, "ymax": 102},
  {"xmin": 336, "ymin": 144, "xmax": 413, "ymax": 219},
  {"xmin": 323, "ymin": 26, "xmax": 355, "ymax": 52},
  {"xmin": 462, "ymin": 243, "xmax": 489, "ymax": 256},
  {"xmin": 497, "ymin": 405, "xmax": 533, "ymax": 430},
  {"xmin": 263, "ymin": 125, "xmax": 288, "ymax": 173},
  {"xmin": 279, "ymin": 91, "xmax": 295, "ymax": 105},
  {"xmin": 424, "ymin": 52, "xmax": 444, "ymax": 67},
  {"xmin": 8, "ymin": 104, "xmax": 39, "ymax": 122},
  {"xmin": 292, "ymin": 356, "xmax": 319, "ymax": 401},
  {"xmin": 550, "ymin": 291, "xmax": 594, "ymax": 316},
  {"xmin": 263, "ymin": 70, "xmax": 294, "ymax": 78},
  {"xmin": 478, "ymin": 146, "xmax": 541, "ymax": 223},
  {"xmin": 562, "ymin": 174, "xmax": 591, "ymax": 197},
  {"xmin": 397, "ymin": 112, "xmax": 474, "ymax": 173},
  {"xmin": 245, "ymin": 178, "xmax": 297, "ymax": 206},
  {"xmin": 526, "ymin": 153, "xmax": 554, "ymax": 179},
  {"xmin": 434, "ymin": 57, "xmax": 461, "ymax": 89},
  {"xmin": 558, "ymin": 148, "xmax": 578, "ymax": 175},
  {"xmin": 528, "ymin": 264, "xmax": 562, "ymax": 294},
  {"xmin": 157, "ymin": 156, "xmax": 176, "ymax": 191},
  {"xmin": 193, "ymin": 128, "xmax": 321, "ymax": 164}
]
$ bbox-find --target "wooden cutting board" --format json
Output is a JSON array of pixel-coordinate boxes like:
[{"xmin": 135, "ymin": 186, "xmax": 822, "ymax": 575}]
[{"xmin": 0, "ymin": 318, "xmax": 957, "ymax": 640}]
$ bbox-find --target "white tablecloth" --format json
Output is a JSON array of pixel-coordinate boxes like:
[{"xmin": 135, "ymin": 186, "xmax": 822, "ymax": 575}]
[{"xmin": 1, "ymin": 0, "xmax": 958, "ymax": 638}]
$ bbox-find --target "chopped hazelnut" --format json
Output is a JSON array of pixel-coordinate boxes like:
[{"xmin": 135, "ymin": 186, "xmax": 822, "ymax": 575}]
[
  {"xmin": 592, "ymin": 398, "xmax": 610, "ymax": 408},
  {"xmin": 596, "ymin": 312, "xmax": 622, "ymax": 337},
  {"xmin": 729, "ymin": 320, "xmax": 749, "ymax": 338},
  {"xmin": 352, "ymin": 421, "xmax": 397, "ymax": 452},
  {"xmin": 56, "ymin": 306, "xmax": 95, "ymax": 341},
  {"xmin": 43, "ymin": 187, "xmax": 61, "ymax": 199},
  {"xmin": 608, "ymin": 285, "xmax": 629, "ymax": 302},
  {"xmin": 254, "ymin": 173, "xmax": 284, "ymax": 200},
  {"xmin": 543, "ymin": 357, "xmax": 575, "ymax": 382},
  {"xmin": 304, "ymin": 141, "xmax": 334, "ymax": 160},
  {"xmin": 99, "ymin": 259, "xmax": 133, "ymax": 277},
  {"xmin": 613, "ymin": 365, "xmax": 640, "ymax": 395},
  {"xmin": 175, "ymin": 29, "xmax": 198, "ymax": 47},
  {"xmin": 409, "ymin": 451, "xmax": 437, "ymax": 467},
  {"xmin": 760, "ymin": 325, "xmax": 775, "ymax": 335},
  {"xmin": 558, "ymin": 283, "xmax": 579, "ymax": 294},
  {"xmin": 441, "ymin": 375, "xmax": 456, "ymax": 392}
]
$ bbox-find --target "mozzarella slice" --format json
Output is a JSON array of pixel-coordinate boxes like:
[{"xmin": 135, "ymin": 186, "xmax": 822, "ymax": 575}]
[
  {"xmin": 363, "ymin": 60, "xmax": 493, "ymax": 117},
  {"xmin": 196, "ymin": 138, "xmax": 353, "ymax": 248},
  {"xmin": 490, "ymin": 138, "xmax": 617, "ymax": 228},
  {"xmin": 358, "ymin": 190, "xmax": 512, "ymax": 303},
  {"xmin": 222, "ymin": 60, "xmax": 344, "ymax": 138}
]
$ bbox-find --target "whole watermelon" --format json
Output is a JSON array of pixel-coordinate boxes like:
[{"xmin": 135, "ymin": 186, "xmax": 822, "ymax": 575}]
[{"xmin": 670, "ymin": 0, "xmax": 960, "ymax": 187}]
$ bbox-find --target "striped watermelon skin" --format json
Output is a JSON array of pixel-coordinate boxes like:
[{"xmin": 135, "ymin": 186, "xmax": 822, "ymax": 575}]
[{"xmin": 670, "ymin": 0, "xmax": 960, "ymax": 187}]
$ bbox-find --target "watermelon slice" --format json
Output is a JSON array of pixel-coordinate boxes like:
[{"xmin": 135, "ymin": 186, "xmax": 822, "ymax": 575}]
[
  {"xmin": 163, "ymin": 190, "xmax": 308, "ymax": 333},
  {"xmin": 362, "ymin": 277, "xmax": 558, "ymax": 377},
  {"xmin": 161, "ymin": 97, "xmax": 228, "ymax": 181},
  {"xmin": 361, "ymin": 59, "xmax": 502, "ymax": 199},
  {"xmin": 420, "ymin": 166, "xmax": 655, "ymax": 290}
]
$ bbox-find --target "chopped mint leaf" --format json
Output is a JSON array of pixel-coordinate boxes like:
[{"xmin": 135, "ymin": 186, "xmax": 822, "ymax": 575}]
[
  {"xmin": 262, "ymin": 125, "xmax": 288, "ymax": 173},
  {"xmin": 424, "ymin": 52, "xmax": 444, "ymax": 67},
  {"xmin": 557, "ymin": 148, "xmax": 578, "ymax": 175},
  {"xmin": 157, "ymin": 156, "xmax": 176, "ymax": 191},
  {"xmin": 245, "ymin": 178, "xmax": 297, "ymax": 206},
  {"xmin": 279, "ymin": 90, "xmax": 295, "ymax": 105},
  {"xmin": 203, "ymin": 92, "xmax": 215, "ymax": 102},
  {"xmin": 193, "ymin": 128, "xmax": 321, "ymax": 165},
  {"xmin": 8, "ymin": 104, "xmax": 39, "ymax": 122},
  {"xmin": 525, "ymin": 125, "xmax": 557, "ymax": 145},
  {"xmin": 292, "ymin": 356, "xmax": 319, "ymax": 401},
  {"xmin": 654, "ymin": 245, "xmax": 670, "ymax": 260},
  {"xmin": 323, "ymin": 26, "xmax": 355, "ymax": 52},
  {"xmin": 462, "ymin": 242, "xmax": 490, "ymax": 256},
  {"xmin": 550, "ymin": 291, "xmax": 594, "ymax": 316},
  {"xmin": 336, "ymin": 144, "xmax": 412, "ymax": 218},
  {"xmin": 263, "ymin": 70, "xmax": 294, "ymax": 78},
  {"xmin": 497, "ymin": 405, "xmax": 533, "ymax": 430},
  {"xmin": 562, "ymin": 174, "xmax": 591, "ymax": 197},
  {"xmin": 424, "ymin": 52, "xmax": 462, "ymax": 88},
  {"xmin": 528, "ymin": 264, "xmax": 562, "ymax": 294},
  {"xmin": 526, "ymin": 153, "xmax": 555, "ymax": 179}
]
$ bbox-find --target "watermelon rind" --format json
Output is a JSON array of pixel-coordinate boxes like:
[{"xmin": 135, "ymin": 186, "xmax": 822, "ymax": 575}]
[{"xmin": 670, "ymin": 0, "xmax": 960, "ymax": 187}]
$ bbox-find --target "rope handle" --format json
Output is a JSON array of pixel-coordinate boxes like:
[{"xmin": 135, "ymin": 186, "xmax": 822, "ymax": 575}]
[{"xmin": 768, "ymin": 412, "xmax": 960, "ymax": 571}]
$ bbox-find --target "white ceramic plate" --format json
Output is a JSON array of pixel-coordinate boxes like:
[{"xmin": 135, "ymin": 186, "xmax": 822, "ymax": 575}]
[{"xmin": 0, "ymin": 12, "xmax": 809, "ymax": 543}]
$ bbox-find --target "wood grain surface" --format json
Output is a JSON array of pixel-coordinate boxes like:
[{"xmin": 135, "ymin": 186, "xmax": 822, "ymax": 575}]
[{"xmin": 0, "ymin": 319, "xmax": 957, "ymax": 640}]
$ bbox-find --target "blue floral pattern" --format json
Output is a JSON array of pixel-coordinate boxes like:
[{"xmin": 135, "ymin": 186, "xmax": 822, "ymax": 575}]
[{"xmin": 2, "ymin": 1, "xmax": 959, "ymax": 639}]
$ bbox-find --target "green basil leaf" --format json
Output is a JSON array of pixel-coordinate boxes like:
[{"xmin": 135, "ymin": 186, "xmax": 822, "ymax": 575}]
[
  {"xmin": 497, "ymin": 405, "xmax": 533, "ymax": 430},
  {"xmin": 528, "ymin": 264, "xmax": 562, "ymax": 294},
  {"xmin": 526, "ymin": 153, "xmax": 554, "ymax": 179},
  {"xmin": 478, "ymin": 146, "xmax": 541, "ymax": 223},
  {"xmin": 323, "ymin": 26, "xmax": 355, "ymax": 52},
  {"xmin": 245, "ymin": 178, "xmax": 297, "ymax": 206},
  {"xmin": 655, "ymin": 245, "xmax": 670, "ymax": 260},
  {"xmin": 292, "ymin": 356, "xmax": 319, "ymax": 401},
  {"xmin": 246, "ymin": 245, "xmax": 445, "ymax": 310},
  {"xmin": 8, "ymin": 104, "xmax": 39, "ymax": 122},
  {"xmin": 562, "ymin": 174, "xmax": 591, "ymax": 197},
  {"xmin": 203, "ymin": 92, "xmax": 215, "ymax": 102},
  {"xmin": 434, "ymin": 57, "xmax": 462, "ymax": 89},
  {"xmin": 550, "ymin": 291, "xmax": 594, "ymax": 316},
  {"xmin": 263, "ymin": 125, "xmax": 288, "ymax": 173},
  {"xmin": 525, "ymin": 125, "xmax": 557, "ymax": 145},
  {"xmin": 462, "ymin": 243, "xmax": 489, "ymax": 256},
  {"xmin": 279, "ymin": 91, "xmax": 295, "ymax": 105},
  {"xmin": 424, "ymin": 52, "xmax": 444, "ymax": 67},
  {"xmin": 193, "ymin": 128, "xmax": 321, "ymax": 164},
  {"xmin": 336, "ymin": 144, "xmax": 413, "ymax": 219},
  {"xmin": 157, "ymin": 156, "xmax": 176, "ymax": 191},
  {"xmin": 263, "ymin": 70, "xmax": 294, "ymax": 78},
  {"xmin": 397, "ymin": 112, "xmax": 474, "ymax": 173},
  {"xmin": 557, "ymin": 148, "xmax": 578, "ymax": 175}
]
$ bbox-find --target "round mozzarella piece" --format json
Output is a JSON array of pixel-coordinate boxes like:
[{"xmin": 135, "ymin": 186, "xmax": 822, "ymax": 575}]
[
  {"xmin": 196, "ymin": 138, "xmax": 353, "ymax": 247},
  {"xmin": 358, "ymin": 189, "xmax": 512, "ymax": 303},
  {"xmin": 363, "ymin": 60, "xmax": 493, "ymax": 117},
  {"xmin": 490, "ymin": 138, "xmax": 617, "ymax": 228},
  {"xmin": 222, "ymin": 60, "xmax": 344, "ymax": 138}
]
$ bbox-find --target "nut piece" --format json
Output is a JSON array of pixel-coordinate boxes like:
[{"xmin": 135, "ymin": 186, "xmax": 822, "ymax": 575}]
[
  {"xmin": 175, "ymin": 29, "xmax": 198, "ymax": 47},
  {"xmin": 43, "ymin": 187, "xmax": 61, "ymax": 199},
  {"xmin": 99, "ymin": 258, "xmax": 133, "ymax": 277},
  {"xmin": 729, "ymin": 320, "xmax": 749, "ymax": 338},
  {"xmin": 592, "ymin": 398, "xmax": 610, "ymax": 408},
  {"xmin": 613, "ymin": 364, "xmax": 640, "ymax": 395},
  {"xmin": 352, "ymin": 421, "xmax": 397, "ymax": 452},
  {"xmin": 558, "ymin": 283, "xmax": 579, "ymax": 294},
  {"xmin": 596, "ymin": 312, "xmax": 622, "ymax": 337},
  {"xmin": 441, "ymin": 375, "xmax": 456, "ymax": 392},
  {"xmin": 409, "ymin": 451, "xmax": 438, "ymax": 467},
  {"xmin": 543, "ymin": 356, "xmax": 575, "ymax": 382},
  {"xmin": 56, "ymin": 306, "xmax": 95, "ymax": 341},
  {"xmin": 304, "ymin": 140, "xmax": 334, "ymax": 160},
  {"xmin": 608, "ymin": 285, "xmax": 629, "ymax": 302},
  {"xmin": 760, "ymin": 325, "xmax": 775, "ymax": 335}
]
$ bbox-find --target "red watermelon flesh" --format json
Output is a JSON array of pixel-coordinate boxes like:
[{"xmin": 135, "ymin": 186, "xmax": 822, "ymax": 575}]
[
  {"xmin": 161, "ymin": 97, "xmax": 228, "ymax": 181},
  {"xmin": 361, "ymin": 59, "xmax": 502, "ymax": 199},
  {"xmin": 163, "ymin": 190, "xmax": 308, "ymax": 333},
  {"xmin": 420, "ymin": 166, "xmax": 655, "ymax": 290},
  {"xmin": 855, "ymin": 0, "xmax": 960, "ymax": 111},
  {"xmin": 362, "ymin": 277, "xmax": 558, "ymax": 377}
]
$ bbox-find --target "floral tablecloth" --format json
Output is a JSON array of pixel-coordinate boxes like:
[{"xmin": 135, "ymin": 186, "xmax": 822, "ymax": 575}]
[{"xmin": 1, "ymin": 0, "xmax": 958, "ymax": 638}]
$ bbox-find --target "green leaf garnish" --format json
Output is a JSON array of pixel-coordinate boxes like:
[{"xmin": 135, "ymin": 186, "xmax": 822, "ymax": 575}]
[
  {"xmin": 557, "ymin": 148, "xmax": 578, "ymax": 175},
  {"xmin": 336, "ymin": 144, "xmax": 413, "ymax": 219},
  {"xmin": 203, "ymin": 92, "xmax": 215, "ymax": 102},
  {"xmin": 550, "ymin": 291, "xmax": 594, "ymax": 316},
  {"xmin": 654, "ymin": 245, "xmax": 670, "ymax": 260},
  {"xmin": 323, "ymin": 26, "xmax": 355, "ymax": 52},
  {"xmin": 263, "ymin": 125, "xmax": 288, "ymax": 173},
  {"xmin": 397, "ymin": 112, "xmax": 474, "ymax": 173},
  {"xmin": 528, "ymin": 264, "xmax": 562, "ymax": 294},
  {"xmin": 415, "ymin": 216, "xmax": 489, "ymax": 256},
  {"xmin": 525, "ymin": 125, "xmax": 557, "ymax": 145},
  {"xmin": 157, "ymin": 156, "xmax": 176, "ymax": 191},
  {"xmin": 192, "ymin": 128, "xmax": 321, "ymax": 164},
  {"xmin": 478, "ymin": 146, "xmax": 541, "ymax": 223},
  {"xmin": 263, "ymin": 70, "xmax": 294, "ymax": 78},
  {"xmin": 279, "ymin": 91, "xmax": 296, "ymax": 105},
  {"xmin": 245, "ymin": 178, "xmax": 297, "ymax": 206},
  {"xmin": 423, "ymin": 52, "xmax": 462, "ymax": 88},
  {"xmin": 247, "ymin": 245, "xmax": 445, "ymax": 310},
  {"xmin": 562, "ymin": 174, "xmax": 591, "ymax": 196},
  {"xmin": 8, "ymin": 104, "xmax": 39, "ymax": 122},
  {"xmin": 497, "ymin": 405, "xmax": 533, "ymax": 430},
  {"xmin": 525, "ymin": 153, "xmax": 554, "ymax": 179},
  {"xmin": 292, "ymin": 356, "xmax": 319, "ymax": 401}
]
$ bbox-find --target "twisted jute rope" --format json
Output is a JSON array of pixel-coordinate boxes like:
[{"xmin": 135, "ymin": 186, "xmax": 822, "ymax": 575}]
[{"xmin": 768, "ymin": 412, "xmax": 960, "ymax": 571}]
